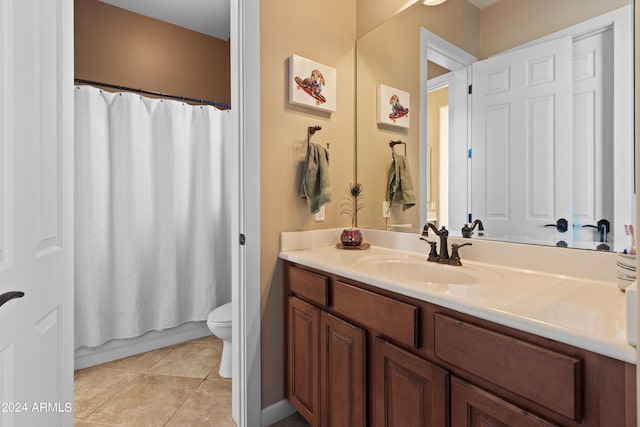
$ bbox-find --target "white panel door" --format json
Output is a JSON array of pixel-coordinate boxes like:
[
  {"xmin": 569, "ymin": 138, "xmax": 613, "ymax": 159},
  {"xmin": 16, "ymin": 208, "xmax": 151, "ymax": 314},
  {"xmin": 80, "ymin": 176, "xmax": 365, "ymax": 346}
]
[
  {"xmin": 572, "ymin": 29, "xmax": 614, "ymax": 245},
  {"xmin": 0, "ymin": 0, "xmax": 73, "ymax": 426},
  {"xmin": 472, "ymin": 36, "xmax": 573, "ymax": 243}
]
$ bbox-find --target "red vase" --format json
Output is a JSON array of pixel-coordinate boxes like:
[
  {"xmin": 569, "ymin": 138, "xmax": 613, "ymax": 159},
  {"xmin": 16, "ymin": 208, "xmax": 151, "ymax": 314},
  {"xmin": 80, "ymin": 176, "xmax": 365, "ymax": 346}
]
[{"xmin": 340, "ymin": 229, "xmax": 363, "ymax": 247}]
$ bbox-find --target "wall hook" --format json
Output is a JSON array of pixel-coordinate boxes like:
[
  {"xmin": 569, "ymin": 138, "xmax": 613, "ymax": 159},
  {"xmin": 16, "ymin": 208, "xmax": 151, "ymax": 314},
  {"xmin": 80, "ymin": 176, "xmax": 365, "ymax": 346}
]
[
  {"xmin": 389, "ymin": 140, "xmax": 406, "ymax": 156},
  {"xmin": 307, "ymin": 125, "xmax": 322, "ymax": 148}
]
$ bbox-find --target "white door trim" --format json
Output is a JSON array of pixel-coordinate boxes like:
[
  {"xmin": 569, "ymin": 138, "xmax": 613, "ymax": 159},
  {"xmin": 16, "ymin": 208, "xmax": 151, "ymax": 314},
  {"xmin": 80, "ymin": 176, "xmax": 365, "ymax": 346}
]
[
  {"xmin": 420, "ymin": 28, "xmax": 476, "ymax": 228},
  {"xmin": 230, "ymin": 0, "xmax": 261, "ymax": 425}
]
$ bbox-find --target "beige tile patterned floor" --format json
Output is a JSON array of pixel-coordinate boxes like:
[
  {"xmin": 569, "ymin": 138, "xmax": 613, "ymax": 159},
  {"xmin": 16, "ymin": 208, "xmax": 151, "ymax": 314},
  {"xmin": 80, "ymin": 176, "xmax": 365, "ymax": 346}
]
[{"xmin": 74, "ymin": 335, "xmax": 235, "ymax": 426}]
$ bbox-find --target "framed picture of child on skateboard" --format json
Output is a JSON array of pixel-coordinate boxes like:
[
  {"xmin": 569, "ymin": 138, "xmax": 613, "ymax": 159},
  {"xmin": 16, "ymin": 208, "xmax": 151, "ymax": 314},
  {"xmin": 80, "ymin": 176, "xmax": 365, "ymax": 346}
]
[
  {"xmin": 377, "ymin": 84, "xmax": 410, "ymax": 129},
  {"xmin": 289, "ymin": 54, "xmax": 337, "ymax": 113}
]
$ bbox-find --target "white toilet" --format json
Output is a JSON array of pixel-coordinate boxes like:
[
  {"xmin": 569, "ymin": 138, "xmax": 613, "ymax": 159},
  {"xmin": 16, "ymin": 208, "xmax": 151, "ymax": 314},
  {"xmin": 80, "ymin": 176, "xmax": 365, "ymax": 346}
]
[{"xmin": 207, "ymin": 302, "xmax": 232, "ymax": 378}]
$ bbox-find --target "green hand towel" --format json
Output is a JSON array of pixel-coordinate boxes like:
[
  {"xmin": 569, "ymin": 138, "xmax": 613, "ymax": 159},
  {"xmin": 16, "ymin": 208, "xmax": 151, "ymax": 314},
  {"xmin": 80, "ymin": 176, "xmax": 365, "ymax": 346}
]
[
  {"xmin": 387, "ymin": 153, "xmax": 416, "ymax": 210},
  {"xmin": 299, "ymin": 143, "xmax": 332, "ymax": 214}
]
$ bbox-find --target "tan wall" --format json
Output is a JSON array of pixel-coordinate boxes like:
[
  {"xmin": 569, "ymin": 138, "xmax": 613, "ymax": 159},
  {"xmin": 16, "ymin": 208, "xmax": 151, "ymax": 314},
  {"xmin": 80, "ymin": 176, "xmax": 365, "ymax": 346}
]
[
  {"xmin": 259, "ymin": 0, "xmax": 357, "ymax": 407},
  {"xmin": 75, "ymin": 0, "xmax": 230, "ymax": 105},
  {"xmin": 356, "ymin": 0, "xmax": 420, "ymax": 38},
  {"xmin": 356, "ymin": 0, "xmax": 479, "ymax": 230},
  {"xmin": 480, "ymin": 0, "xmax": 632, "ymax": 58}
]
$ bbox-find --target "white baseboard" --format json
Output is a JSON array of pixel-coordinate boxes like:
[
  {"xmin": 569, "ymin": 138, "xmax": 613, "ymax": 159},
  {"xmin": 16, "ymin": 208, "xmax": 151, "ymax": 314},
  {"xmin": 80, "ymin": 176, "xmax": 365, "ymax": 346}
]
[
  {"xmin": 261, "ymin": 399, "xmax": 296, "ymax": 426},
  {"xmin": 74, "ymin": 321, "xmax": 211, "ymax": 370}
]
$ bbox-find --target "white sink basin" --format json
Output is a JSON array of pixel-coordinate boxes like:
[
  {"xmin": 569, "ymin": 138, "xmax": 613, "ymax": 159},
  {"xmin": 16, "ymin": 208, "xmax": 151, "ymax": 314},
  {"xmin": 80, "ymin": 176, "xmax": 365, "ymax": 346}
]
[{"xmin": 358, "ymin": 254, "xmax": 500, "ymax": 285}]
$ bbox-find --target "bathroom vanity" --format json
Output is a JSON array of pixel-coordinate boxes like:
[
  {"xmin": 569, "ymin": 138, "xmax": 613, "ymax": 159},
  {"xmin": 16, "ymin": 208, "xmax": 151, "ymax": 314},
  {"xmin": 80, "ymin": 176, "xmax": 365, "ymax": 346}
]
[{"xmin": 280, "ymin": 231, "xmax": 636, "ymax": 427}]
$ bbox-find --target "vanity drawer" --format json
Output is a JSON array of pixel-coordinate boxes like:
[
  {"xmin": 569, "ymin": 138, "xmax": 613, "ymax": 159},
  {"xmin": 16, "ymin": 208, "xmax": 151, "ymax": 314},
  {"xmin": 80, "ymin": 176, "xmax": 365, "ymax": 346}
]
[
  {"xmin": 333, "ymin": 281, "xmax": 419, "ymax": 349},
  {"xmin": 287, "ymin": 266, "xmax": 329, "ymax": 307},
  {"xmin": 434, "ymin": 313, "xmax": 582, "ymax": 421}
]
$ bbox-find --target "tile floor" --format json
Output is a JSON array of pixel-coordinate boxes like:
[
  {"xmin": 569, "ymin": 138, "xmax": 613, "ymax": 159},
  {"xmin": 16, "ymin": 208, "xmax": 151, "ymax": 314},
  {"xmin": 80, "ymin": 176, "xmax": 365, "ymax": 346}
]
[
  {"xmin": 270, "ymin": 412, "xmax": 310, "ymax": 426},
  {"xmin": 74, "ymin": 335, "xmax": 234, "ymax": 426}
]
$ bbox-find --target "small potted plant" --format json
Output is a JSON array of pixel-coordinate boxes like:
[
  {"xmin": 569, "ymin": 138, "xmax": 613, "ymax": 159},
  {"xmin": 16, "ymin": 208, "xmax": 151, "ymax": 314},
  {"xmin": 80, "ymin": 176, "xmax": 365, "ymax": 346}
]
[{"xmin": 340, "ymin": 183, "xmax": 365, "ymax": 247}]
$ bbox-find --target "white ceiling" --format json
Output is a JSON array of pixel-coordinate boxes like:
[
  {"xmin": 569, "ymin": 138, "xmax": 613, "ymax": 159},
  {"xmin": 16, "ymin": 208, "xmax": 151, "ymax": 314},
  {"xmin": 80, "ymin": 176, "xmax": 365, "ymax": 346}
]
[{"xmin": 97, "ymin": 0, "xmax": 230, "ymax": 40}]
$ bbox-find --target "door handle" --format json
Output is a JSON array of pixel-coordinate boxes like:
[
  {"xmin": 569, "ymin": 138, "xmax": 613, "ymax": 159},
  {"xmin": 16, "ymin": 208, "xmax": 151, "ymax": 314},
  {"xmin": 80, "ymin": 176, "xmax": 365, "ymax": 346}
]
[
  {"xmin": 581, "ymin": 219, "xmax": 610, "ymax": 242},
  {"xmin": 0, "ymin": 291, "xmax": 25, "ymax": 308},
  {"xmin": 544, "ymin": 218, "xmax": 568, "ymax": 233}
]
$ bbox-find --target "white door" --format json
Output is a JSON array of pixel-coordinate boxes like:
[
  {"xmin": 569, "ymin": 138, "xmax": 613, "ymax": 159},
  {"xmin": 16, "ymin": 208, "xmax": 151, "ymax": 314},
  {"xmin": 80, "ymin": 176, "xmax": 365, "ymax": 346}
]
[
  {"xmin": 472, "ymin": 36, "xmax": 573, "ymax": 243},
  {"xmin": 572, "ymin": 29, "xmax": 614, "ymax": 245},
  {"xmin": 0, "ymin": 1, "xmax": 74, "ymax": 426}
]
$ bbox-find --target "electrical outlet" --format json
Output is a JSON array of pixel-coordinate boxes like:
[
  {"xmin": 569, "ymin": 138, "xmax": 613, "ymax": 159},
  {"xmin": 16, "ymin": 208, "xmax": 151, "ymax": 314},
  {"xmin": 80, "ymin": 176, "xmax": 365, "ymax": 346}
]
[
  {"xmin": 315, "ymin": 206, "xmax": 325, "ymax": 222},
  {"xmin": 382, "ymin": 201, "xmax": 391, "ymax": 218}
]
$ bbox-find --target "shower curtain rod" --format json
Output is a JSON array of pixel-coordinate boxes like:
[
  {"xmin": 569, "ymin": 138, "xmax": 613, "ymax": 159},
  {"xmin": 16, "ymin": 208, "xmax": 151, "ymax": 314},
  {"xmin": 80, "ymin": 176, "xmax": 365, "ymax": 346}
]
[{"xmin": 74, "ymin": 78, "xmax": 231, "ymax": 109}]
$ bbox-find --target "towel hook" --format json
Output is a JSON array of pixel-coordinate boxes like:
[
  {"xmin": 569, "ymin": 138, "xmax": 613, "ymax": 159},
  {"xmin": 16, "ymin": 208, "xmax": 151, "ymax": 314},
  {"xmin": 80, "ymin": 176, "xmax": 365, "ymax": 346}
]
[
  {"xmin": 308, "ymin": 125, "xmax": 321, "ymax": 136},
  {"xmin": 389, "ymin": 140, "xmax": 406, "ymax": 156},
  {"xmin": 307, "ymin": 125, "xmax": 328, "ymax": 150}
]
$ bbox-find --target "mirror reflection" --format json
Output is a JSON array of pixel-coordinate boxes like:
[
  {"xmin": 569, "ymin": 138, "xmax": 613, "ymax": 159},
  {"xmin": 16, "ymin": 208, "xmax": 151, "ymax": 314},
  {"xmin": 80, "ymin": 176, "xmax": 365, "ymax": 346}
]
[{"xmin": 356, "ymin": 0, "xmax": 634, "ymax": 252}]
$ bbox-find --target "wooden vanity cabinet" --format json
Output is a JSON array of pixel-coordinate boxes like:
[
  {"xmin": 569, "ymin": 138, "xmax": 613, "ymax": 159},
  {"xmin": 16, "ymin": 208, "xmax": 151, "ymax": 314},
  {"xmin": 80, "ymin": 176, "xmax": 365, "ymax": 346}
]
[
  {"xmin": 450, "ymin": 377, "xmax": 555, "ymax": 427},
  {"xmin": 371, "ymin": 337, "xmax": 448, "ymax": 427},
  {"xmin": 285, "ymin": 266, "xmax": 366, "ymax": 427},
  {"xmin": 287, "ymin": 296, "xmax": 320, "ymax": 425},
  {"xmin": 320, "ymin": 311, "xmax": 366, "ymax": 426},
  {"xmin": 284, "ymin": 261, "xmax": 636, "ymax": 427},
  {"xmin": 434, "ymin": 313, "xmax": 582, "ymax": 422}
]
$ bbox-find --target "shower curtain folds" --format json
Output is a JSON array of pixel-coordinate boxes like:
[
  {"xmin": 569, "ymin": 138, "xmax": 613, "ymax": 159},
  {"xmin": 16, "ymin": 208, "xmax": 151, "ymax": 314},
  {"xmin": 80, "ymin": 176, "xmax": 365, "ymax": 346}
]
[{"xmin": 74, "ymin": 85, "xmax": 231, "ymax": 349}]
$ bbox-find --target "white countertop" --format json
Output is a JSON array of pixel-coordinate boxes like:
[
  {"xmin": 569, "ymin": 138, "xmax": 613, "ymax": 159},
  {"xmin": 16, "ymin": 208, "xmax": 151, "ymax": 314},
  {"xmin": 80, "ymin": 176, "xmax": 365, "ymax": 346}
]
[{"xmin": 280, "ymin": 243, "xmax": 635, "ymax": 364}]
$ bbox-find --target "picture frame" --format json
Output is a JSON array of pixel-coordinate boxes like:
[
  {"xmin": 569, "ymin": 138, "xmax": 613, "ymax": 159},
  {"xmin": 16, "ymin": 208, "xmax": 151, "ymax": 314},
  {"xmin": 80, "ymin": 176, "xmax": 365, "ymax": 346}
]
[
  {"xmin": 377, "ymin": 84, "xmax": 410, "ymax": 128},
  {"xmin": 289, "ymin": 54, "xmax": 337, "ymax": 113}
]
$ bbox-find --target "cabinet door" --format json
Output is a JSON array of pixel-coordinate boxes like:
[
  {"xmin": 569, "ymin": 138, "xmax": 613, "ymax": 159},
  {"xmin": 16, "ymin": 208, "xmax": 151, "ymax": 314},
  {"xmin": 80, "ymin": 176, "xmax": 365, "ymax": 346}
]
[
  {"xmin": 372, "ymin": 337, "xmax": 448, "ymax": 427},
  {"xmin": 451, "ymin": 377, "xmax": 556, "ymax": 427},
  {"xmin": 320, "ymin": 311, "xmax": 366, "ymax": 427},
  {"xmin": 287, "ymin": 296, "xmax": 321, "ymax": 426}
]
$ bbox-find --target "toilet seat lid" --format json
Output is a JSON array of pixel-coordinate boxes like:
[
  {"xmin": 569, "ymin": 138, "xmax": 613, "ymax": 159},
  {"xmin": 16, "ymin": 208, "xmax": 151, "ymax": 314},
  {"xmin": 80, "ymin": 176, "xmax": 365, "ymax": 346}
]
[{"xmin": 208, "ymin": 302, "xmax": 232, "ymax": 325}]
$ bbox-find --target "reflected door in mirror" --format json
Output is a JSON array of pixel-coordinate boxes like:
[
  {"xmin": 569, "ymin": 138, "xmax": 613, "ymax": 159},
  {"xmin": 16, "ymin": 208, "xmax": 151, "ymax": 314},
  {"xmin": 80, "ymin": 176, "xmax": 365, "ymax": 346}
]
[{"xmin": 472, "ymin": 36, "xmax": 573, "ymax": 243}]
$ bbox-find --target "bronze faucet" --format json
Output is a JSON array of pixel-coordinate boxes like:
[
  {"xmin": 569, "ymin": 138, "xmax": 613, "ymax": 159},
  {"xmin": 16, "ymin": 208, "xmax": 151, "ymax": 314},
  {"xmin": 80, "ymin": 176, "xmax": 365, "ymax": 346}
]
[
  {"xmin": 461, "ymin": 219, "xmax": 484, "ymax": 238},
  {"xmin": 421, "ymin": 224, "xmax": 473, "ymax": 266},
  {"xmin": 449, "ymin": 243, "xmax": 472, "ymax": 266},
  {"xmin": 419, "ymin": 238, "xmax": 439, "ymax": 262},
  {"xmin": 422, "ymin": 223, "xmax": 450, "ymax": 263}
]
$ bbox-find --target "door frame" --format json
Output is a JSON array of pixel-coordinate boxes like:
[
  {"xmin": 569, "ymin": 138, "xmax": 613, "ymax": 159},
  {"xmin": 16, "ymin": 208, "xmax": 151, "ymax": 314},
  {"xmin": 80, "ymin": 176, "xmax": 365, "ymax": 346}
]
[
  {"xmin": 420, "ymin": 28, "xmax": 476, "ymax": 229},
  {"xmin": 230, "ymin": 0, "xmax": 261, "ymax": 425}
]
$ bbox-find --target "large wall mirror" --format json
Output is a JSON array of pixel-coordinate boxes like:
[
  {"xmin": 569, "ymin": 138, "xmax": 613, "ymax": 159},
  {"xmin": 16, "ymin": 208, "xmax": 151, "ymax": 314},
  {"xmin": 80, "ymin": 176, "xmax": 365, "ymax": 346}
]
[{"xmin": 356, "ymin": 0, "xmax": 635, "ymax": 252}]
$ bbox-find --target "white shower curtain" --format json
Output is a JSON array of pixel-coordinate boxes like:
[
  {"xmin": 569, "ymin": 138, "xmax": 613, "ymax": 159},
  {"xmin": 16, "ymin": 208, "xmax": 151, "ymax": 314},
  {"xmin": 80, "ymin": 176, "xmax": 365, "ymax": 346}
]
[{"xmin": 74, "ymin": 85, "xmax": 232, "ymax": 349}]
